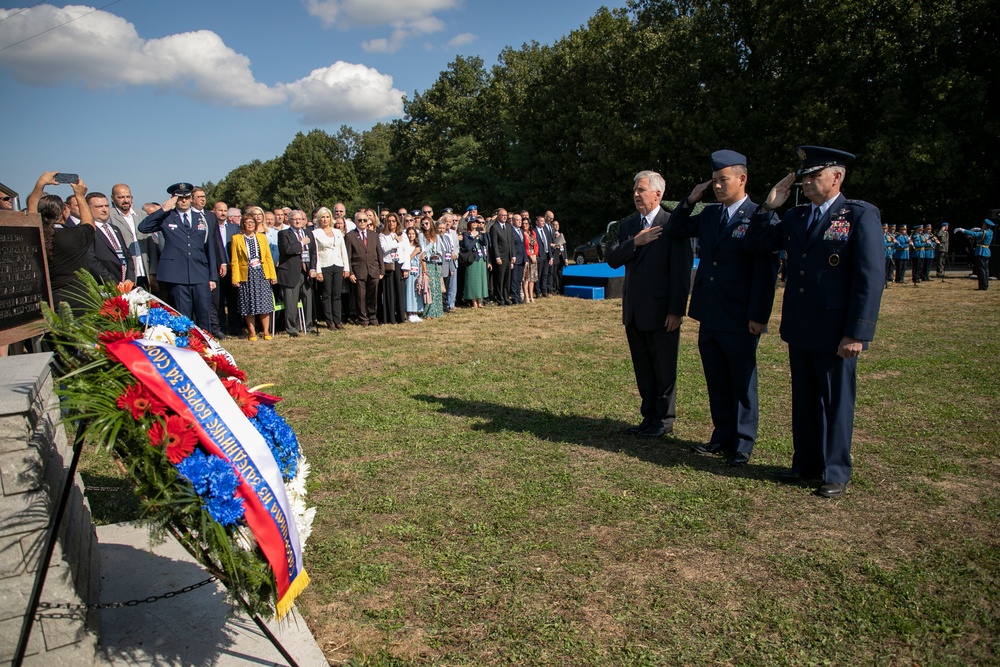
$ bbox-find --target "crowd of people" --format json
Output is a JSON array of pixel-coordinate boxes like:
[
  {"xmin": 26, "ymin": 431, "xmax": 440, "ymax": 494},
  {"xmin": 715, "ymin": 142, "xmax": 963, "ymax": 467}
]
[{"xmin": 25, "ymin": 172, "xmax": 572, "ymax": 339}]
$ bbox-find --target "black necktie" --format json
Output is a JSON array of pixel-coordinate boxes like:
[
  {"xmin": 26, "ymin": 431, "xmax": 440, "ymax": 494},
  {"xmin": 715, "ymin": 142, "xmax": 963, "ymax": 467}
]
[
  {"xmin": 183, "ymin": 212, "xmax": 190, "ymax": 229},
  {"xmin": 809, "ymin": 207, "xmax": 821, "ymax": 231},
  {"xmin": 720, "ymin": 207, "xmax": 730, "ymax": 229}
]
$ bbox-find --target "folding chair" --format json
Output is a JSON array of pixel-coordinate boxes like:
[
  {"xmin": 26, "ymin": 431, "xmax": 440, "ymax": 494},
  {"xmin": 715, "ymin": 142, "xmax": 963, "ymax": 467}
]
[{"xmin": 270, "ymin": 294, "xmax": 307, "ymax": 337}]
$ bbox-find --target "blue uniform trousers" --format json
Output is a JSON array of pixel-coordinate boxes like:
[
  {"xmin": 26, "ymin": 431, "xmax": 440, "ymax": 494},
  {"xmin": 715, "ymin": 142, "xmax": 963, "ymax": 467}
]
[
  {"xmin": 699, "ymin": 327, "xmax": 760, "ymax": 456},
  {"xmin": 625, "ymin": 323, "xmax": 679, "ymax": 427},
  {"xmin": 166, "ymin": 282, "xmax": 213, "ymax": 332},
  {"xmin": 788, "ymin": 346, "xmax": 856, "ymax": 483}
]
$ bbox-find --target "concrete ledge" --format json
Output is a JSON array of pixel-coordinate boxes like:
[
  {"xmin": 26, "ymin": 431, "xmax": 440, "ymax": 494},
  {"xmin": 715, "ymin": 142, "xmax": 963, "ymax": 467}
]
[{"xmin": 95, "ymin": 522, "xmax": 328, "ymax": 666}]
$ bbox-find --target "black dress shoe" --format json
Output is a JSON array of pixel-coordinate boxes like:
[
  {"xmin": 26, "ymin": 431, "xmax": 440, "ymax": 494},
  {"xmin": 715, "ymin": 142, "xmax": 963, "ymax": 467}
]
[
  {"xmin": 637, "ymin": 423, "xmax": 666, "ymax": 438},
  {"xmin": 287, "ymin": 330, "xmax": 299, "ymax": 337},
  {"xmin": 625, "ymin": 419, "xmax": 653, "ymax": 435},
  {"xmin": 692, "ymin": 443, "xmax": 724, "ymax": 456},
  {"xmin": 212, "ymin": 330, "xmax": 226, "ymax": 340},
  {"xmin": 774, "ymin": 468, "xmax": 820, "ymax": 484},
  {"xmin": 816, "ymin": 482, "xmax": 849, "ymax": 498},
  {"xmin": 727, "ymin": 452, "xmax": 751, "ymax": 467}
]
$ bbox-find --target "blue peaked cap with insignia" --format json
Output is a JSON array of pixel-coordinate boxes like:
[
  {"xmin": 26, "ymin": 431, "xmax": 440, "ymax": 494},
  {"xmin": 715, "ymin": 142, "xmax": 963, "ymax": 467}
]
[
  {"xmin": 985, "ymin": 219, "xmax": 996, "ymax": 228},
  {"xmin": 167, "ymin": 182, "xmax": 195, "ymax": 197},
  {"xmin": 795, "ymin": 146, "xmax": 855, "ymax": 176},
  {"xmin": 710, "ymin": 149, "xmax": 746, "ymax": 171}
]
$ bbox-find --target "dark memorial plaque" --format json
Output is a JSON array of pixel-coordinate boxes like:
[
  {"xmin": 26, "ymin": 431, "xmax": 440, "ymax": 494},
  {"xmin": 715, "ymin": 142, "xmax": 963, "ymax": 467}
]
[{"xmin": 0, "ymin": 211, "xmax": 50, "ymax": 347}]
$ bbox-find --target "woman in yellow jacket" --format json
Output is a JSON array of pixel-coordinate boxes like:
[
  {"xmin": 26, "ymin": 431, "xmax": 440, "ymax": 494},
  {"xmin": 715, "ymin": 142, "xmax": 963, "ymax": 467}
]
[{"xmin": 230, "ymin": 214, "xmax": 277, "ymax": 340}]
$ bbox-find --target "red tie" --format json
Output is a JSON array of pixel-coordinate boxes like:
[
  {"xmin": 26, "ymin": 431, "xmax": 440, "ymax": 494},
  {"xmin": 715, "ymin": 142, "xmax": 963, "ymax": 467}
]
[{"xmin": 362, "ymin": 231, "xmax": 367, "ymax": 247}]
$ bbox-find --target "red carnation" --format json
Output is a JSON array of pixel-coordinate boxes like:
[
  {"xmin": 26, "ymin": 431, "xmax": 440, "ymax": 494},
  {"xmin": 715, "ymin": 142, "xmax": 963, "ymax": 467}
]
[
  {"xmin": 222, "ymin": 378, "xmax": 259, "ymax": 418},
  {"xmin": 99, "ymin": 296, "xmax": 131, "ymax": 321},
  {"xmin": 117, "ymin": 383, "xmax": 168, "ymax": 420},
  {"xmin": 187, "ymin": 335, "xmax": 207, "ymax": 354},
  {"xmin": 148, "ymin": 415, "xmax": 198, "ymax": 463},
  {"xmin": 207, "ymin": 354, "xmax": 246, "ymax": 381},
  {"xmin": 98, "ymin": 329, "xmax": 142, "ymax": 347},
  {"xmin": 252, "ymin": 390, "xmax": 282, "ymax": 407}
]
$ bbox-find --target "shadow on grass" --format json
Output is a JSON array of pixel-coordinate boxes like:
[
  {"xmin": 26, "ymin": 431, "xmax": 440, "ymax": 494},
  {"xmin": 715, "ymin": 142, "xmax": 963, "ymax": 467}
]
[
  {"xmin": 414, "ymin": 394, "xmax": 785, "ymax": 483},
  {"xmin": 81, "ymin": 472, "xmax": 142, "ymax": 524}
]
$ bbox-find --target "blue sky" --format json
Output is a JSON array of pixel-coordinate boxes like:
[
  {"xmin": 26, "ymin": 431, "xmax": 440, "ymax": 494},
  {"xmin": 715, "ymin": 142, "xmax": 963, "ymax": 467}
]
[{"xmin": 0, "ymin": 0, "xmax": 621, "ymax": 208}]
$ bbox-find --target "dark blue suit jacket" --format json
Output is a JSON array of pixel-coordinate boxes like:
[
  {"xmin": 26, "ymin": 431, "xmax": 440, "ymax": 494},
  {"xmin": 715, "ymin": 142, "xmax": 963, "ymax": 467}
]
[
  {"xmin": 606, "ymin": 208, "xmax": 693, "ymax": 331},
  {"xmin": 511, "ymin": 227, "xmax": 527, "ymax": 265},
  {"xmin": 138, "ymin": 208, "xmax": 217, "ymax": 286},
  {"xmin": 665, "ymin": 197, "xmax": 779, "ymax": 334},
  {"xmin": 746, "ymin": 193, "xmax": 884, "ymax": 352}
]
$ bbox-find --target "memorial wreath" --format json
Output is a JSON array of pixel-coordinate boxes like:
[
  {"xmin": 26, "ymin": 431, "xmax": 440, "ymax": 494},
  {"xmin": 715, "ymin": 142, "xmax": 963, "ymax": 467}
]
[{"xmin": 43, "ymin": 272, "xmax": 313, "ymax": 619}]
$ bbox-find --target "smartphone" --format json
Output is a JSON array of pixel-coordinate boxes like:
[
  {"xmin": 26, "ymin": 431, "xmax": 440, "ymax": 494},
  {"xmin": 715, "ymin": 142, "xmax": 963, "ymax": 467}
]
[{"xmin": 54, "ymin": 173, "xmax": 79, "ymax": 184}]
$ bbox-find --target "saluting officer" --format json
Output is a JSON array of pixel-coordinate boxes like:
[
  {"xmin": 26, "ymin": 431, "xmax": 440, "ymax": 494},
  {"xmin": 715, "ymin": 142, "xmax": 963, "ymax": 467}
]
[
  {"xmin": 746, "ymin": 146, "xmax": 884, "ymax": 498},
  {"xmin": 138, "ymin": 182, "xmax": 217, "ymax": 331},
  {"xmin": 663, "ymin": 150, "xmax": 779, "ymax": 466}
]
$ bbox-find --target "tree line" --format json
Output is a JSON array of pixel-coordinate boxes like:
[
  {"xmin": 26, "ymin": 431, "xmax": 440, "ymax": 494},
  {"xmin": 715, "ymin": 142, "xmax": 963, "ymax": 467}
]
[{"xmin": 205, "ymin": 0, "xmax": 999, "ymax": 241}]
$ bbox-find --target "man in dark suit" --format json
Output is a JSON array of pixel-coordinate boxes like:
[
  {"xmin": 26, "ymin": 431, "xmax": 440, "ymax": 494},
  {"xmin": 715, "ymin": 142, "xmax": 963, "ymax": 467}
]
[
  {"xmin": 606, "ymin": 170, "xmax": 693, "ymax": 438},
  {"xmin": 746, "ymin": 146, "xmax": 884, "ymax": 498},
  {"xmin": 276, "ymin": 209, "xmax": 318, "ymax": 336},
  {"xmin": 510, "ymin": 213, "xmax": 528, "ymax": 304},
  {"xmin": 489, "ymin": 208, "xmax": 515, "ymax": 305},
  {"xmin": 201, "ymin": 193, "xmax": 238, "ymax": 338},
  {"xmin": 344, "ymin": 211, "xmax": 383, "ymax": 326},
  {"xmin": 88, "ymin": 191, "xmax": 135, "ymax": 284},
  {"xmin": 533, "ymin": 216, "xmax": 554, "ymax": 297},
  {"xmin": 664, "ymin": 150, "xmax": 779, "ymax": 466},
  {"xmin": 138, "ymin": 182, "xmax": 217, "ymax": 331}
]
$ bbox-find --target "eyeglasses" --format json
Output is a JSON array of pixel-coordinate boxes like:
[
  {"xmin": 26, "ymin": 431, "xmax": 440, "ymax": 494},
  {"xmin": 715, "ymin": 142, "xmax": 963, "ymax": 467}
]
[
  {"xmin": 356, "ymin": 218, "xmax": 369, "ymax": 223},
  {"xmin": 0, "ymin": 196, "xmax": 11, "ymax": 202}
]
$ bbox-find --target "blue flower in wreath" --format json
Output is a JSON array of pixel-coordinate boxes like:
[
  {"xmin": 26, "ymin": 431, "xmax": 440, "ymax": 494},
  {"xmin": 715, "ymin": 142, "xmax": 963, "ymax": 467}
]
[
  {"xmin": 250, "ymin": 404, "xmax": 300, "ymax": 481},
  {"xmin": 176, "ymin": 450, "xmax": 246, "ymax": 526}
]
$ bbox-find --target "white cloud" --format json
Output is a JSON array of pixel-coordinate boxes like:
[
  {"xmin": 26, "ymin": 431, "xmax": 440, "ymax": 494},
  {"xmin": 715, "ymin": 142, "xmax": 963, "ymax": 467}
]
[
  {"xmin": 0, "ymin": 5, "xmax": 281, "ymax": 106},
  {"xmin": 0, "ymin": 5, "xmax": 404, "ymax": 124},
  {"xmin": 446, "ymin": 32, "xmax": 477, "ymax": 48},
  {"xmin": 279, "ymin": 62, "xmax": 404, "ymax": 124},
  {"xmin": 305, "ymin": 0, "xmax": 455, "ymax": 53},
  {"xmin": 303, "ymin": 0, "xmax": 461, "ymax": 28}
]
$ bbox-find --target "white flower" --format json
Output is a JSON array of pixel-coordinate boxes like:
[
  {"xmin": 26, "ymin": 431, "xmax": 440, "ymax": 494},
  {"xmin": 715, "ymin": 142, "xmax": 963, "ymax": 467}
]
[
  {"xmin": 124, "ymin": 287, "xmax": 152, "ymax": 317},
  {"xmin": 234, "ymin": 525, "xmax": 258, "ymax": 552},
  {"xmin": 144, "ymin": 325, "xmax": 176, "ymax": 345},
  {"xmin": 285, "ymin": 457, "xmax": 315, "ymax": 550}
]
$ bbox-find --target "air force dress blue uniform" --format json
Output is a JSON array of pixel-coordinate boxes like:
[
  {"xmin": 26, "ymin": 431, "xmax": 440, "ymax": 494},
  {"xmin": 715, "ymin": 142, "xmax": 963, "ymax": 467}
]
[
  {"xmin": 746, "ymin": 148, "xmax": 884, "ymax": 486},
  {"xmin": 665, "ymin": 183, "xmax": 778, "ymax": 460},
  {"xmin": 138, "ymin": 184, "xmax": 217, "ymax": 331}
]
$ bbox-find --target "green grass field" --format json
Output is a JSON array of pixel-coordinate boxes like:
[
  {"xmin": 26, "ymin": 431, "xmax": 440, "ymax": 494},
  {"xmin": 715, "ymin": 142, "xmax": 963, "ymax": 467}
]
[{"xmin": 82, "ymin": 276, "xmax": 1000, "ymax": 666}]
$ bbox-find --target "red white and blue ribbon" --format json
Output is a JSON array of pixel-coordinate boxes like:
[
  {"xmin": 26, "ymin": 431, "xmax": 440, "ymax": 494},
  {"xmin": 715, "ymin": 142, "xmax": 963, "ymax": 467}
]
[{"xmin": 106, "ymin": 338, "xmax": 309, "ymax": 618}]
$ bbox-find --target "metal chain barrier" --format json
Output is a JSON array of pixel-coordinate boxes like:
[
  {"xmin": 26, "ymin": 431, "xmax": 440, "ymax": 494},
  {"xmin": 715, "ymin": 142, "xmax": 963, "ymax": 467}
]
[{"xmin": 35, "ymin": 576, "xmax": 217, "ymax": 618}]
